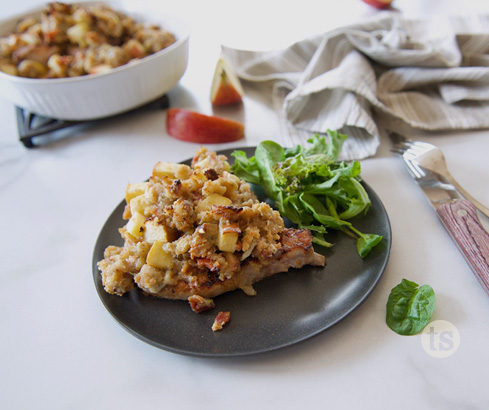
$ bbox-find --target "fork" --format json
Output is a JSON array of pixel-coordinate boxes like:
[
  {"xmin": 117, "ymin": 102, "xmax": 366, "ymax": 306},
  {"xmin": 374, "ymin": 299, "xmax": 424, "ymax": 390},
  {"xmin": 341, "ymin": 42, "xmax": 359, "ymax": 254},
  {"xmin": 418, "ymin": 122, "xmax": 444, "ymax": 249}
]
[{"xmin": 390, "ymin": 132, "xmax": 489, "ymax": 219}]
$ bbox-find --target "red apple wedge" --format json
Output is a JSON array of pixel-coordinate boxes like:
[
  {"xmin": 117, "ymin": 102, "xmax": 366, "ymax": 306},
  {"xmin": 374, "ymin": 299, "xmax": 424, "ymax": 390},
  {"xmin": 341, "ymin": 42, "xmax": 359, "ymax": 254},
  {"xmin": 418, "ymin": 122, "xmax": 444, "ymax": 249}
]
[
  {"xmin": 210, "ymin": 56, "xmax": 244, "ymax": 105},
  {"xmin": 166, "ymin": 108, "xmax": 245, "ymax": 143},
  {"xmin": 361, "ymin": 0, "xmax": 392, "ymax": 9}
]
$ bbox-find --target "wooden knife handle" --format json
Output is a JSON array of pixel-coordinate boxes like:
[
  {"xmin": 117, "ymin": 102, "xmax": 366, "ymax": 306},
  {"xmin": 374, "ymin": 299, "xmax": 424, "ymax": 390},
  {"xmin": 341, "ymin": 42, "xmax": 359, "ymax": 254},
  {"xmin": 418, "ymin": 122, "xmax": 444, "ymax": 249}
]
[{"xmin": 436, "ymin": 199, "xmax": 489, "ymax": 295}]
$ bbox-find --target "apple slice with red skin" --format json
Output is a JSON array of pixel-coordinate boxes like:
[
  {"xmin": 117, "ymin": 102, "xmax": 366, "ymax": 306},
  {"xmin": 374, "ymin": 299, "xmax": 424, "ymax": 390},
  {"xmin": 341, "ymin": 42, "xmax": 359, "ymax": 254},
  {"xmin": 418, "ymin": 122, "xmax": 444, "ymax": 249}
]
[
  {"xmin": 166, "ymin": 108, "xmax": 245, "ymax": 143},
  {"xmin": 361, "ymin": 0, "xmax": 392, "ymax": 9},
  {"xmin": 210, "ymin": 57, "xmax": 244, "ymax": 105}
]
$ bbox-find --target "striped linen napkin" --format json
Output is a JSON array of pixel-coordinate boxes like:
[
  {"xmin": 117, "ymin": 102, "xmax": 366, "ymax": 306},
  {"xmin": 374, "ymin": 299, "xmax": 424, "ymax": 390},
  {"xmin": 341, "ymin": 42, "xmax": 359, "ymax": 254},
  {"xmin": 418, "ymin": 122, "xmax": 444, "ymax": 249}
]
[{"xmin": 222, "ymin": 14, "xmax": 489, "ymax": 160}]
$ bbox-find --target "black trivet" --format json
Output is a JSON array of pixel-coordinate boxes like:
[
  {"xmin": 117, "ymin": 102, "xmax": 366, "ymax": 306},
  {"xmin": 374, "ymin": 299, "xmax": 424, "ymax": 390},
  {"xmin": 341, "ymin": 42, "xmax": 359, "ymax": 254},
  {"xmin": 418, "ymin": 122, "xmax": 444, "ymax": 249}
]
[{"xmin": 16, "ymin": 94, "xmax": 170, "ymax": 148}]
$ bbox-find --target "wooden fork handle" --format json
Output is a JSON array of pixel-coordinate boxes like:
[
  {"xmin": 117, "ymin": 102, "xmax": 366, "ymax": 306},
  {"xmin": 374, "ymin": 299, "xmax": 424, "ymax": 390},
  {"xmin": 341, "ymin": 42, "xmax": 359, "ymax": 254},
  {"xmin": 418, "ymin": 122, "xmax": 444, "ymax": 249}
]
[{"xmin": 437, "ymin": 199, "xmax": 489, "ymax": 296}]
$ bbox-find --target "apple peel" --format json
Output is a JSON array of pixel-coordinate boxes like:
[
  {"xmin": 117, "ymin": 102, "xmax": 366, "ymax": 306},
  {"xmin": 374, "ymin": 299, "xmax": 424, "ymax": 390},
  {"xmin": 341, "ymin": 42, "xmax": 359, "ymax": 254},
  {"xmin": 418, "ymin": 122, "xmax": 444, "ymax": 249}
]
[
  {"xmin": 361, "ymin": 0, "xmax": 392, "ymax": 9},
  {"xmin": 166, "ymin": 108, "xmax": 245, "ymax": 143}
]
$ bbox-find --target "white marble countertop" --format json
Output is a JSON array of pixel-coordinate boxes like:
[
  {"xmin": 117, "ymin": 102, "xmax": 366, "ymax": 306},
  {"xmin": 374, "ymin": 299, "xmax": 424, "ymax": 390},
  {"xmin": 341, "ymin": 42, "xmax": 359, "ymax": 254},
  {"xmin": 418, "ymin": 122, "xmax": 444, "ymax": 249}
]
[{"xmin": 2, "ymin": 1, "xmax": 489, "ymax": 409}]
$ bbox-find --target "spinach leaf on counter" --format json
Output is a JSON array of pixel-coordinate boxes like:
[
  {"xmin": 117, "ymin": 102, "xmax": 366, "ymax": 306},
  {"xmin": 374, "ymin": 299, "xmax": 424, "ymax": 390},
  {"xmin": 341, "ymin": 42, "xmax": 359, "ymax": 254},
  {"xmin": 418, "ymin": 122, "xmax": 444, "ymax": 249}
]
[
  {"xmin": 231, "ymin": 131, "xmax": 382, "ymax": 257},
  {"xmin": 386, "ymin": 279, "xmax": 436, "ymax": 335}
]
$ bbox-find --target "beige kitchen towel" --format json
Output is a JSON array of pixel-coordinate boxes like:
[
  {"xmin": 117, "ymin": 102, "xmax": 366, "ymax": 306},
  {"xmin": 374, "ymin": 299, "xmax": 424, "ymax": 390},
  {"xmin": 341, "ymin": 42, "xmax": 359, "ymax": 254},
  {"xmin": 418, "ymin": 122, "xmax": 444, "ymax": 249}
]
[{"xmin": 222, "ymin": 13, "xmax": 489, "ymax": 160}]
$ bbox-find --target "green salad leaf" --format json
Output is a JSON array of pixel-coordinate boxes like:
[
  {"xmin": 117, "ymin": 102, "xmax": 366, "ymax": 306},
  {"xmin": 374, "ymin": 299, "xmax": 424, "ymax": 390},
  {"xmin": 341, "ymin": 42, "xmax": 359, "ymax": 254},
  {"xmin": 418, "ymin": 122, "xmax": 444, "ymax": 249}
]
[
  {"xmin": 230, "ymin": 131, "xmax": 382, "ymax": 257},
  {"xmin": 386, "ymin": 279, "xmax": 436, "ymax": 335}
]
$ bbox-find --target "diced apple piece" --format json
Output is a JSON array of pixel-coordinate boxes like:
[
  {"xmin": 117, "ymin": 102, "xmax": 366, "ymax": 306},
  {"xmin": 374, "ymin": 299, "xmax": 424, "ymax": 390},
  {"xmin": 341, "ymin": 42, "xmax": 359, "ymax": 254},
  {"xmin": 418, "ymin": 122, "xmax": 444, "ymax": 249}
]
[
  {"xmin": 129, "ymin": 190, "xmax": 157, "ymax": 216},
  {"xmin": 196, "ymin": 223, "xmax": 219, "ymax": 237},
  {"xmin": 146, "ymin": 240, "xmax": 173, "ymax": 269},
  {"xmin": 166, "ymin": 108, "xmax": 244, "ymax": 143},
  {"xmin": 125, "ymin": 182, "xmax": 149, "ymax": 203},
  {"xmin": 144, "ymin": 218, "xmax": 178, "ymax": 244},
  {"xmin": 218, "ymin": 219, "xmax": 240, "ymax": 252},
  {"xmin": 218, "ymin": 232, "xmax": 238, "ymax": 253},
  {"xmin": 17, "ymin": 60, "xmax": 47, "ymax": 78},
  {"xmin": 67, "ymin": 22, "xmax": 90, "ymax": 47},
  {"xmin": 126, "ymin": 212, "xmax": 146, "ymax": 238},
  {"xmin": 124, "ymin": 39, "xmax": 146, "ymax": 59},
  {"xmin": 196, "ymin": 193, "xmax": 232, "ymax": 214},
  {"xmin": 129, "ymin": 194, "xmax": 147, "ymax": 215},
  {"xmin": 0, "ymin": 62, "xmax": 18, "ymax": 76},
  {"xmin": 152, "ymin": 161, "xmax": 191, "ymax": 180},
  {"xmin": 89, "ymin": 64, "xmax": 112, "ymax": 75},
  {"xmin": 210, "ymin": 56, "xmax": 244, "ymax": 105}
]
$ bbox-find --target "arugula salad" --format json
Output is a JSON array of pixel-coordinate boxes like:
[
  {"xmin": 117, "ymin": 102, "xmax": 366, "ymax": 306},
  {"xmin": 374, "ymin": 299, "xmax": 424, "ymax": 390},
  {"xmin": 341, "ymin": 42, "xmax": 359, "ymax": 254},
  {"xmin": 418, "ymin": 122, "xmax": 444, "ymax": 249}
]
[{"xmin": 231, "ymin": 131, "xmax": 382, "ymax": 258}]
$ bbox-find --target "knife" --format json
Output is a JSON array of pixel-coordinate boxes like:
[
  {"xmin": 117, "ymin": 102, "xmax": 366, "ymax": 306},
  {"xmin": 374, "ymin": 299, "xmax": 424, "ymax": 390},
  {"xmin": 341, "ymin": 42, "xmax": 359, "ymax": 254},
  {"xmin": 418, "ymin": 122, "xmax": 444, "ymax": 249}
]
[{"xmin": 390, "ymin": 132, "xmax": 489, "ymax": 295}]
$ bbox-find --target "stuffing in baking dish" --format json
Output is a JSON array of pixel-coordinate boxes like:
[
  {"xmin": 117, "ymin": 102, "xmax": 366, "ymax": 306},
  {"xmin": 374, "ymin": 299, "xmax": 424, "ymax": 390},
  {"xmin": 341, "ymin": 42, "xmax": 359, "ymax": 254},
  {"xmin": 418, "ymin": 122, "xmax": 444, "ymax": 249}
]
[{"xmin": 0, "ymin": 2, "xmax": 176, "ymax": 78}]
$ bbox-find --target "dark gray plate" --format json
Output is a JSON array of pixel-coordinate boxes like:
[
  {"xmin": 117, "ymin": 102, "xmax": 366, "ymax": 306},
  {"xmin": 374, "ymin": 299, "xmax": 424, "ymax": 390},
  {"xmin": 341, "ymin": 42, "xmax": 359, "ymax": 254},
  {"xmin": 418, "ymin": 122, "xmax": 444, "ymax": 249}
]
[{"xmin": 92, "ymin": 147, "xmax": 391, "ymax": 357}]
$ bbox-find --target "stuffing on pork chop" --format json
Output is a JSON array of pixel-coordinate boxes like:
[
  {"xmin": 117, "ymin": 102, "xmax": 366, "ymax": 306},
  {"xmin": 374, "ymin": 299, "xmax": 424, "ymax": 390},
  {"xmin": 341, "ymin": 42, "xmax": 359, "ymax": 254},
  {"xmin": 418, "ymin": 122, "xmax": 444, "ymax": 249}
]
[{"xmin": 97, "ymin": 147, "xmax": 325, "ymax": 311}]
